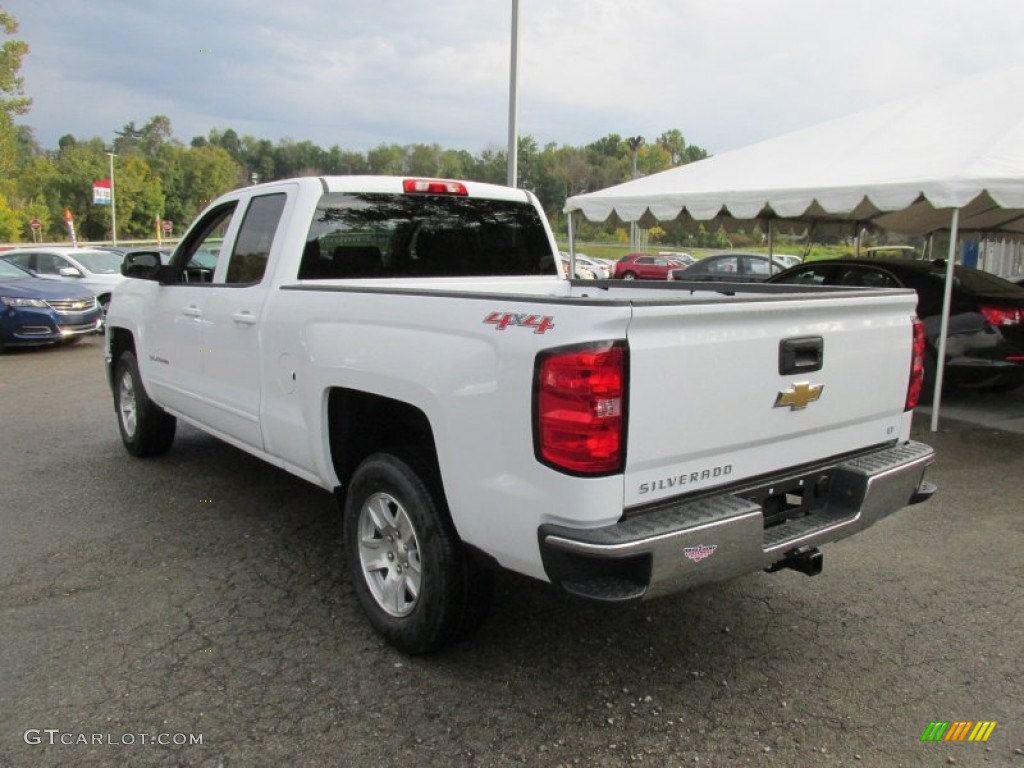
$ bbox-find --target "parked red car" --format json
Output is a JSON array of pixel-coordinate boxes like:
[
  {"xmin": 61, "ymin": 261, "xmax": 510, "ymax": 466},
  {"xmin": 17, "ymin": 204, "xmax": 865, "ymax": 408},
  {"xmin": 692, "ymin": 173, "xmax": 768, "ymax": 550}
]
[{"xmin": 612, "ymin": 253, "xmax": 690, "ymax": 280}]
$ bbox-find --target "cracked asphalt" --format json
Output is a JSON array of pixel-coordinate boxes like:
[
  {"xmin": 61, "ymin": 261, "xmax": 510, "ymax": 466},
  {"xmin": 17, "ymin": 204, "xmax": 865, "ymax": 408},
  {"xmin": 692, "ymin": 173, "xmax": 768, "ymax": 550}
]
[{"xmin": 1, "ymin": 335, "xmax": 1021, "ymax": 768}]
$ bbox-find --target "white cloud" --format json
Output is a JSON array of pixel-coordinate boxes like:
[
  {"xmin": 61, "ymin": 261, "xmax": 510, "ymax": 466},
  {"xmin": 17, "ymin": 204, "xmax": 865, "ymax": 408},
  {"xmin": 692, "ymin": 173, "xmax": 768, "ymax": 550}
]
[{"xmin": 12, "ymin": 0, "xmax": 1024, "ymax": 154}]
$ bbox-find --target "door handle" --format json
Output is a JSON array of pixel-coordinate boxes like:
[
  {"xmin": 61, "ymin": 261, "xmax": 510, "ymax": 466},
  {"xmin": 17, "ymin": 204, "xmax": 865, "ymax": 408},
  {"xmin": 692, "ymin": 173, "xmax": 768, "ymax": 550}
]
[
  {"xmin": 182, "ymin": 305, "xmax": 202, "ymax": 318},
  {"xmin": 232, "ymin": 311, "xmax": 257, "ymax": 325},
  {"xmin": 779, "ymin": 336, "xmax": 824, "ymax": 375}
]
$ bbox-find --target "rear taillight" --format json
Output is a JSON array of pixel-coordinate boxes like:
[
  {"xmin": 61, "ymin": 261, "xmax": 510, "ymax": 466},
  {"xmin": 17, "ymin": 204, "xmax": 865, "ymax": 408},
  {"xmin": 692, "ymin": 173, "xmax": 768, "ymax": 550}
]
[
  {"xmin": 906, "ymin": 317, "xmax": 926, "ymax": 410},
  {"xmin": 980, "ymin": 304, "xmax": 1023, "ymax": 326},
  {"xmin": 534, "ymin": 341, "xmax": 627, "ymax": 475},
  {"xmin": 403, "ymin": 178, "xmax": 468, "ymax": 195}
]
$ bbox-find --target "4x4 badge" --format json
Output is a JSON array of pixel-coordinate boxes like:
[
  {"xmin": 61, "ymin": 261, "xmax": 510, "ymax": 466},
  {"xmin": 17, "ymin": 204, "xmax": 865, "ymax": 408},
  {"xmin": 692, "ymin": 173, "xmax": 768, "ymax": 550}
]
[{"xmin": 775, "ymin": 382, "xmax": 823, "ymax": 410}]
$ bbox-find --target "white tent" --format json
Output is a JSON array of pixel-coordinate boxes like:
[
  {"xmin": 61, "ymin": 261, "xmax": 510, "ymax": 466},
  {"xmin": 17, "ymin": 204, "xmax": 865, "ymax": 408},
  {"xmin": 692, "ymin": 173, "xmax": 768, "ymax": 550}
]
[
  {"xmin": 565, "ymin": 67, "xmax": 1024, "ymax": 429},
  {"xmin": 566, "ymin": 68, "xmax": 1024, "ymax": 236}
]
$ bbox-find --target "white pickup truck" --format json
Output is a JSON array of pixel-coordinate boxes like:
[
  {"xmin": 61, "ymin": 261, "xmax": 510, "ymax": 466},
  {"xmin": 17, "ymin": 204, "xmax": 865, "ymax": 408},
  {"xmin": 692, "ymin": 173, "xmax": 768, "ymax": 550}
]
[{"xmin": 106, "ymin": 176, "xmax": 935, "ymax": 653}]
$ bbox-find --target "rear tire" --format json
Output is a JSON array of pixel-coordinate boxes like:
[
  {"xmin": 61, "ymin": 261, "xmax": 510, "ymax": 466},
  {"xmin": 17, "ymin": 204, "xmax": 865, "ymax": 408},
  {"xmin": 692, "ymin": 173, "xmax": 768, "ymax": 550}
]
[
  {"xmin": 343, "ymin": 449, "xmax": 492, "ymax": 654},
  {"xmin": 114, "ymin": 350, "xmax": 176, "ymax": 457}
]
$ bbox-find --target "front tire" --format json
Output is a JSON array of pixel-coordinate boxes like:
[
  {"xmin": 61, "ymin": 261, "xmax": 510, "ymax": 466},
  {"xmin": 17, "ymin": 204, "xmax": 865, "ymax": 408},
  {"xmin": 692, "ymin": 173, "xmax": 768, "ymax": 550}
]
[
  {"xmin": 343, "ymin": 449, "xmax": 492, "ymax": 654},
  {"xmin": 621, "ymin": 271, "xmax": 637, "ymax": 280},
  {"xmin": 114, "ymin": 350, "xmax": 176, "ymax": 457}
]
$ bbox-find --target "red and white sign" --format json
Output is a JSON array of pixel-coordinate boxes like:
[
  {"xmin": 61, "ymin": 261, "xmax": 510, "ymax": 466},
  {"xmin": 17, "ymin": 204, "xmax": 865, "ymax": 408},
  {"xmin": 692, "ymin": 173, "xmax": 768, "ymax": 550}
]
[
  {"xmin": 93, "ymin": 178, "xmax": 112, "ymax": 205},
  {"xmin": 29, "ymin": 218, "xmax": 41, "ymax": 231},
  {"xmin": 162, "ymin": 219, "xmax": 173, "ymax": 234}
]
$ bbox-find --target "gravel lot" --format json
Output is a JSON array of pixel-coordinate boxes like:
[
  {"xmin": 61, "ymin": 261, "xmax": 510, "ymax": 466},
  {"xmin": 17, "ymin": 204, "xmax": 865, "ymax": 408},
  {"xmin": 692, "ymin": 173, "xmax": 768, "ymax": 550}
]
[{"xmin": 1, "ymin": 335, "xmax": 1021, "ymax": 768}]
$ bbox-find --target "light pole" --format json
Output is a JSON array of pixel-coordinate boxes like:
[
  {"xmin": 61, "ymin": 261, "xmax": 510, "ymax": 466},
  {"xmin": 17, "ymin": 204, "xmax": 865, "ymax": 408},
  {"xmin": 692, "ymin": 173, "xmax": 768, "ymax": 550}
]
[
  {"xmin": 506, "ymin": 0, "xmax": 520, "ymax": 187},
  {"xmin": 105, "ymin": 149, "xmax": 118, "ymax": 246}
]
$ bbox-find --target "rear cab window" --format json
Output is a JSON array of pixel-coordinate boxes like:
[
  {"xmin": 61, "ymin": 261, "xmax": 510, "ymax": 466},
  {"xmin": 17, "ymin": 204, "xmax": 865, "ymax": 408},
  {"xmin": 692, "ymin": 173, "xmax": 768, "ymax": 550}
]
[{"xmin": 298, "ymin": 192, "xmax": 556, "ymax": 279}]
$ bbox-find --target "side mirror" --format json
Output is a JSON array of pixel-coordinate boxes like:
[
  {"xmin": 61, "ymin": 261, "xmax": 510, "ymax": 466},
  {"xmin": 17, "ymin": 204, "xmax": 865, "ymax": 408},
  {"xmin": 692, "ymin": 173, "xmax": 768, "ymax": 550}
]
[
  {"xmin": 121, "ymin": 251, "xmax": 163, "ymax": 280},
  {"xmin": 58, "ymin": 266, "xmax": 83, "ymax": 277}
]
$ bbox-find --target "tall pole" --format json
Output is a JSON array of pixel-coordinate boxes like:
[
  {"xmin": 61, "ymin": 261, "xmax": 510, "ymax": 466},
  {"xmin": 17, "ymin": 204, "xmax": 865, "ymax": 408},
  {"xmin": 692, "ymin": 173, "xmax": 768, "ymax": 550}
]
[
  {"xmin": 106, "ymin": 150, "xmax": 118, "ymax": 246},
  {"xmin": 930, "ymin": 208, "xmax": 960, "ymax": 432},
  {"xmin": 506, "ymin": 0, "xmax": 520, "ymax": 187}
]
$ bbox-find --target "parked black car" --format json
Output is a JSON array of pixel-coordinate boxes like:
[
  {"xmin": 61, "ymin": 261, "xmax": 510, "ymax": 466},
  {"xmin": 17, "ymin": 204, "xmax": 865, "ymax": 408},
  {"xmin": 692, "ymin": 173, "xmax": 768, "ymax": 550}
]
[
  {"xmin": 669, "ymin": 252, "xmax": 787, "ymax": 282},
  {"xmin": 769, "ymin": 259, "xmax": 1024, "ymax": 392}
]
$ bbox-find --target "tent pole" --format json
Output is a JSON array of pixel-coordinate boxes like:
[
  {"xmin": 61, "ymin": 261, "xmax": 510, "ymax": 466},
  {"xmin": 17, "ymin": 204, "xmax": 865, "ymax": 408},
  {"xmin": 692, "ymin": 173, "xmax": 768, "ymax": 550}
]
[
  {"xmin": 930, "ymin": 208, "xmax": 960, "ymax": 432},
  {"xmin": 567, "ymin": 211, "xmax": 576, "ymax": 278}
]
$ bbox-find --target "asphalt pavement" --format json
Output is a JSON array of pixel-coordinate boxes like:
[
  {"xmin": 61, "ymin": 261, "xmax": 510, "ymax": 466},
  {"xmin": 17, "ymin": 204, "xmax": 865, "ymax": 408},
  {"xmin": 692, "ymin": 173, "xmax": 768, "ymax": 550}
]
[{"xmin": 0, "ymin": 336, "xmax": 1021, "ymax": 768}]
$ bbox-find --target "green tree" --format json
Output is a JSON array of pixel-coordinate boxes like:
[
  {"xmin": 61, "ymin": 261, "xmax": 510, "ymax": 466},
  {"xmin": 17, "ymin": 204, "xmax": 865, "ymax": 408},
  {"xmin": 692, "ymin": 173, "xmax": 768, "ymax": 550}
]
[
  {"xmin": 273, "ymin": 138, "xmax": 326, "ymax": 178},
  {"xmin": 113, "ymin": 120, "xmax": 143, "ymax": 155},
  {"xmin": 239, "ymin": 135, "xmax": 276, "ymax": 181},
  {"xmin": 473, "ymin": 146, "xmax": 506, "ymax": 184},
  {"xmin": 177, "ymin": 144, "xmax": 241, "ymax": 218},
  {"xmin": 113, "ymin": 155, "xmax": 165, "ymax": 238},
  {"xmin": 14, "ymin": 153, "xmax": 57, "ymax": 237},
  {"xmin": 0, "ymin": 7, "xmax": 31, "ymax": 192},
  {"xmin": 0, "ymin": 7, "xmax": 30, "ymax": 117},
  {"xmin": 367, "ymin": 144, "xmax": 405, "ymax": 175},
  {"xmin": 0, "ymin": 192, "xmax": 19, "ymax": 240},
  {"xmin": 138, "ymin": 114, "xmax": 175, "ymax": 159},
  {"xmin": 325, "ymin": 145, "xmax": 369, "ymax": 175},
  {"xmin": 657, "ymin": 129, "xmax": 686, "ymax": 165},
  {"xmin": 51, "ymin": 138, "xmax": 109, "ymax": 240},
  {"xmin": 15, "ymin": 197, "xmax": 49, "ymax": 239},
  {"xmin": 684, "ymin": 144, "xmax": 709, "ymax": 163},
  {"xmin": 212, "ymin": 127, "xmax": 242, "ymax": 162},
  {"xmin": 586, "ymin": 134, "xmax": 624, "ymax": 160},
  {"xmin": 406, "ymin": 143, "xmax": 442, "ymax": 176},
  {"xmin": 438, "ymin": 148, "xmax": 475, "ymax": 180}
]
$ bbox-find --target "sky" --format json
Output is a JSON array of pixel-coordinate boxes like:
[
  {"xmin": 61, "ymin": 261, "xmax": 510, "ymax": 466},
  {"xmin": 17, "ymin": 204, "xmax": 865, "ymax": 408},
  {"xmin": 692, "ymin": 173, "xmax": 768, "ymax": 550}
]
[{"xmin": 8, "ymin": 0, "xmax": 1024, "ymax": 157}]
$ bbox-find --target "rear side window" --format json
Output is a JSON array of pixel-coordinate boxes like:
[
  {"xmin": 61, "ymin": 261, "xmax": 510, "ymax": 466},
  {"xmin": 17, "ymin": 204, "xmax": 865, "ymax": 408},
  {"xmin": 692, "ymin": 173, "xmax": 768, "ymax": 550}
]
[
  {"xmin": 298, "ymin": 192, "xmax": 555, "ymax": 279},
  {"xmin": 774, "ymin": 265, "xmax": 835, "ymax": 285},
  {"xmin": 3, "ymin": 252, "xmax": 34, "ymax": 271},
  {"xmin": 36, "ymin": 253, "xmax": 67, "ymax": 275},
  {"xmin": 707, "ymin": 257, "xmax": 738, "ymax": 274},
  {"xmin": 225, "ymin": 193, "xmax": 286, "ymax": 285},
  {"xmin": 836, "ymin": 267, "xmax": 901, "ymax": 288}
]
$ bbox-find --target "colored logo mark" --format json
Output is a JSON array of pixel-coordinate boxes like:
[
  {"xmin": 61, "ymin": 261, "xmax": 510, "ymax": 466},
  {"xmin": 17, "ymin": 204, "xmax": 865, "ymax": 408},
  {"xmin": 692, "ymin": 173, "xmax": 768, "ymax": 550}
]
[
  {"xmin": 774, "ymin": 381, "xmax": 824, "ymax": 410},
  {"xmin": 920, "ymin": 721, "xmax": 997, "ymax": 742},
  {"xmin": 683, "ymin": 544, "xmax": 717, "ymax": 562}
]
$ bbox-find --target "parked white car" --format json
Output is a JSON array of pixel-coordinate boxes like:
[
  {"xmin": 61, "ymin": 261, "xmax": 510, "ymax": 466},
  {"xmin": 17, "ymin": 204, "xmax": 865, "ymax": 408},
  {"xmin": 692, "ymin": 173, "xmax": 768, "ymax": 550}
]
[
  {"xmin": 1, "ymin": 247, "xmax": 127, "ymax": 311},
  {"xmin": 771, "ymin": 253, "xmax": 804, "ymax": 269},
  {"xmin": 558, "ymin": 252, "xmax": 612, "ymax": 279},
  {"xmin": 575, "ymin": 254, "xmax": 613, "ymax": 279}
]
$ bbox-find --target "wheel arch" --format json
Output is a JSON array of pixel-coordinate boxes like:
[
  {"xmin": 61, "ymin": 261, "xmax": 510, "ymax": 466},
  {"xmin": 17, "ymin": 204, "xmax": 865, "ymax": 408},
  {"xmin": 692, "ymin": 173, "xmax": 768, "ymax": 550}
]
[
  {"xmin": 106, "ymin": 326, "xmax": 136, "ymax": 391},
  {"xmin": 327, "ymin": 388, "xmax": 441, "ymax": 492}
]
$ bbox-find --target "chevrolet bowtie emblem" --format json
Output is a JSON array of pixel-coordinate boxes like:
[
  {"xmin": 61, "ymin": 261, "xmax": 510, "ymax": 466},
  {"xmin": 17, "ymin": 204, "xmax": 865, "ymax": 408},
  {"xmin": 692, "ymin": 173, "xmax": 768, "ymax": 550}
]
[{"xmin": 775, "ymin": 382, "xmax": 824, "ymax": 410}]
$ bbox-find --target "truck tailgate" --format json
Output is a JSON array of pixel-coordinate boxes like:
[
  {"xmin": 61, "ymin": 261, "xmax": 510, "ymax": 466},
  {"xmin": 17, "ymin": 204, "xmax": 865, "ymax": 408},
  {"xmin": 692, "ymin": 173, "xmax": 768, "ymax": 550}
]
[{"xmin": 624, "ymin": 290, "xmax": 918, "ymax": 508}]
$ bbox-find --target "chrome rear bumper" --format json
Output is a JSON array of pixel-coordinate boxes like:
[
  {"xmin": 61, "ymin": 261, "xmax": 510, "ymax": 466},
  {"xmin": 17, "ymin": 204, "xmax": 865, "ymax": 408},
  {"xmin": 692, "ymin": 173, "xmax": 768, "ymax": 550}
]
[{"xmin": 539, "ymin": 441, "xmax": 935, "ymax": 602}]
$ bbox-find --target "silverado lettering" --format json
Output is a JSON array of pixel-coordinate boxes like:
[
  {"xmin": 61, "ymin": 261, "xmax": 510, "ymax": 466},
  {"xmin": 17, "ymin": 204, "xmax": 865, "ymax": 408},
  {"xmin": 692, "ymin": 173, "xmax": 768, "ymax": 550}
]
[{"xmin": 639, "ymin": 464, "xmax": 734, "ymax": 495}]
